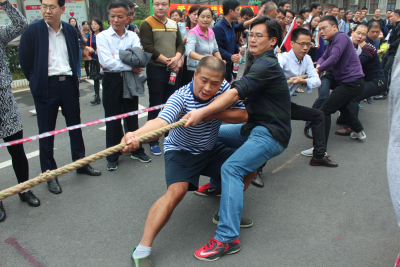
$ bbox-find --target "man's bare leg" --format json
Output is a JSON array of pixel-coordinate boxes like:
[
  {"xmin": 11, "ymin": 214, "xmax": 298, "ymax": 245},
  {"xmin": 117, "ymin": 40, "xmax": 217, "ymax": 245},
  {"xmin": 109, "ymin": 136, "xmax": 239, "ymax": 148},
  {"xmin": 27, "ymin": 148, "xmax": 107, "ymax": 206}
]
[{"xmin": 140, "ymin": 182, "xmax": 188, "ymax": 247}]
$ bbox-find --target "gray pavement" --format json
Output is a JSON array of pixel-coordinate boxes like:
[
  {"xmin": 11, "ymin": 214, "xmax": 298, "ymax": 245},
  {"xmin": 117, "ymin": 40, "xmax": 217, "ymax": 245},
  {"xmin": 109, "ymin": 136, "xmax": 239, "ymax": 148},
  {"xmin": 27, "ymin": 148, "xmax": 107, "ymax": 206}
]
[{"xmin": 0, "ymin": 68, "xmax": 399, "ymax": 266}]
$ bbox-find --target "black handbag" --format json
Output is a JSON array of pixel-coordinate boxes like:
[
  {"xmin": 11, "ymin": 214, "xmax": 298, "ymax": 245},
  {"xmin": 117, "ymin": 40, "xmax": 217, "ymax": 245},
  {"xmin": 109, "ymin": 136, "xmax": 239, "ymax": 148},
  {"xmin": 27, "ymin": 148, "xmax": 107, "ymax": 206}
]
[{"xmin": 89, "ymin": 60, "xmax": 102, "ymax": 80}]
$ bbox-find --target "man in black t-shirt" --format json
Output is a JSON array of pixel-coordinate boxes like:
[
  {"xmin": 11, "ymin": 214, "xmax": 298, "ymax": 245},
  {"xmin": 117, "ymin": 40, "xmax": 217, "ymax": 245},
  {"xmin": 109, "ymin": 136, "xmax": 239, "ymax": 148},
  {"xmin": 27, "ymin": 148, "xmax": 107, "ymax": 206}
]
[{"xmin": 367, "ymin": 8, "xmax": 387, "ymax": 36}]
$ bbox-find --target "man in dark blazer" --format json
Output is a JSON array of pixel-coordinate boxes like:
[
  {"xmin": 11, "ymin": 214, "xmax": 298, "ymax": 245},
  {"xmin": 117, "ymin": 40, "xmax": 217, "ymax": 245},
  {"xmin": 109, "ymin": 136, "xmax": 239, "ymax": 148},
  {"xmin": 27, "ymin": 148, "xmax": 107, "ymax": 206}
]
[{"xmin": 19, "ymin": 0, "xmax": 101, "ymax": 194}]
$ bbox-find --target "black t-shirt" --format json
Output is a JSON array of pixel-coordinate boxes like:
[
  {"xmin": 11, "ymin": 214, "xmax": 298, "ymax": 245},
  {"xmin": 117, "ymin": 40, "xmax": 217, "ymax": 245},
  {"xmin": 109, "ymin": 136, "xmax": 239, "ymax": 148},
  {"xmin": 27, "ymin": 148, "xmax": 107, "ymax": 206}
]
[
  {"xmin": 359, "ymin": 43, "xmax": 385, "ymax": 82},
  {"xmin": 349, "ymin": 19, "xmax": 361, "ymax": 25}
]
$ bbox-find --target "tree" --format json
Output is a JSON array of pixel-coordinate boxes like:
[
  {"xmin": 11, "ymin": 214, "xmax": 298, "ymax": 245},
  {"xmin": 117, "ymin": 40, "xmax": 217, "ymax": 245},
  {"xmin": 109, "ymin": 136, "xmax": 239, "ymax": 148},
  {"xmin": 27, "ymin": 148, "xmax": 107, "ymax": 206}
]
[{"xmin": 135, "ymin": 3, "xmax": 151, "ymax": 20}]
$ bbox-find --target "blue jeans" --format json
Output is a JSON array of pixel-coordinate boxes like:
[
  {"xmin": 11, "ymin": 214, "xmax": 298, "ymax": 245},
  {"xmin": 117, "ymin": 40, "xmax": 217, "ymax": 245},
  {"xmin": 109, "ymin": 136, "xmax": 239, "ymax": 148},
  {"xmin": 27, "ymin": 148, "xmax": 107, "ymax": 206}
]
[{"xmin": 214, "ymin": 124, "xmax": 285, "ymax": 243}]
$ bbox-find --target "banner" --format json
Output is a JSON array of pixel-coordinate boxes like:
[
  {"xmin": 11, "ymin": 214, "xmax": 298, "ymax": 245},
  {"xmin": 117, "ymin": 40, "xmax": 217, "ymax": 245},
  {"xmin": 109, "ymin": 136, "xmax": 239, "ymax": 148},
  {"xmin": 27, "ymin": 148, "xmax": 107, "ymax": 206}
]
[
  {"xmin": 168, "ymin": 4, "xmax": 259, "ymax": 16},
  {"xmin": 22, "ymin": 0, "xmax": 88, "ymax": 30}
]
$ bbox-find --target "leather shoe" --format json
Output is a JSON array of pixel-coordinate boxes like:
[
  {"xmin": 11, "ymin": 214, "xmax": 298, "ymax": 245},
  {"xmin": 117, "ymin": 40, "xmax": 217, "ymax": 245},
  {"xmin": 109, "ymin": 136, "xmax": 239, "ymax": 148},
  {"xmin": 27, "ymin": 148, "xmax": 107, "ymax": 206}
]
[
  {"xmin": 47, "ymin": 177, "xmax": 62, "ymax": 194},
  {"xmin": 18, "ymin": 190, "xmax": 40, "ymax": 207},
  {"xmin": 251, "ymin": 170, "xmax": 264, "ymax": 188},
  {"xmin": 76, "ymin": 165, "xmax": 101, "ymax": 176},
  {"xmin": 310, "ymin": 156, "xmax": 338, "ymax": 167},
  {"xmin": 0, "ymin": 201, "xmax": 6, "ymax": 222},
  {"xmin": 335, "ymin": 126, "xmax": 353, "ymax": 136},
  {"xmin": 304, "ymin": 127, "xmax": 313, "ymax": 139}
]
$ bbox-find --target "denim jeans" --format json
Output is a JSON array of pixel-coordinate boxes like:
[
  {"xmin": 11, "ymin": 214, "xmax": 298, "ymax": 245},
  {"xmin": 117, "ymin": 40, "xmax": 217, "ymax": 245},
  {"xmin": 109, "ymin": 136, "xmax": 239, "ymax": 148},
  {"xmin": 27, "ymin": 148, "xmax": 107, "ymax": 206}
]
[{"xmin": 213, "ymin": 124, "xmax": 285, "ymax": 243}]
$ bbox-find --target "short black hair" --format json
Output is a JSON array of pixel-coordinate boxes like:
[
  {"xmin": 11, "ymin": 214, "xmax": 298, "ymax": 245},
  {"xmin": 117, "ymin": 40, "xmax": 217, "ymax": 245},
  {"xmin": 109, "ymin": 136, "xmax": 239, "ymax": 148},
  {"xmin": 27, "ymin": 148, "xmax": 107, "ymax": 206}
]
[
  {"xmin": 109, "ymin": 1, "xmax": 130, "ymax": 16},
  {"xmin": 90, "ymin": 18, "xmax": 105, "ymax": 33},
  {"xmin": 250, "ymin": 16, "xmax": 282, "ymax": 48},
  {"xmin": 320, "ymin": 15, "xmax": 338, "ymax": 28},
  {"xmin": 368, "ymin": 21, "xmax": 381, "ymax": 30},
  {"xmin": 310, "ymin": 2, "xmax": 321, "ymax": 11},
  {"xmin": 196, "ymin": 56, "xmax": 226, "ymax": 79},
  {"xmin": 277, "ymin": 0, "xmax": 289, "ymax": 8},
  {"xmin": 286, "ymin": 9, "xmax": 295, "ymax": 17},
  {"xmin": 332, "ymin": 6, "xmax": 339, "ymax": 10},
  {"xmin": 299, "ymin": 7, "xmax": 309, "ymax": 16},
  {"xmin": 240, "ymin": 7, "xmax": 254, "ymax": 17},
  {"xmin": 82, "ymin": 21, "xmax": 88, "ymax": 26},
  {"xmin": 118, "ymin": 0, "xmax": 134, "ymax": 8},
  {"xmin": 222, "ymin": 0, "xmax": 240, "ymax": 16},
  {"xmin": 394, "ymin": 10, "xmax": 400, "ymax": 16},
  {"xmin": 296, "ymin": 15, "xmax": 304, "ymax": 20},
  {"xmin": 291, "ymin": 28, "xmax": 312, "ymax": 42},
  {"xmin": 40, "ymin": 0, "xmax": 65, "ymax": 7},
  {"xmin": 361, "ymin": 7, "xmax": 368, "ymax": 11},
  {"xmin": 277, "ymin": 8, "xmax": 286, "ymax": 16},
  {"xmin": 339, "ymin": 8, "xmax": 345, "ymax": 12},
  {"xmin": 387, "ymin": 10, "xmax": 392, "ymax": 13},
  {"xmin": 170, "ymin": 8, "xmax": 182, "ymax": 17}
]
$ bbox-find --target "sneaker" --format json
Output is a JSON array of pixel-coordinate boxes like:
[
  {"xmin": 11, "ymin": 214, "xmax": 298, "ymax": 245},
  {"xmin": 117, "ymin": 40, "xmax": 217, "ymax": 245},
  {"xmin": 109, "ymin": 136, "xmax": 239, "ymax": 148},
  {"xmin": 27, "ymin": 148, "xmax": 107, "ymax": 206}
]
[
  {"xmin": 212, "ymin": 211, "xmax": 253, "ymax": 228},
  {"xmin": 301, "ymin": 147, "xmax": 327, "ymax": 157},
  {"xmin": 131, "ymin": 247, "xmax": 153, "ymax": 267},
  {"xmin": 194, "ymin": 238, "xmax": 241, "ymax": 262},
  {"xmin": 358, "ymin": 104, "xmax": 363, "ymax": 109},
  {"xmin": 150, "ymin": 145, "xmax": 162, "ymax": 156},
  {"xmin": 350, "ymin": 131, "xmax": 366, "ymax": 140},
  {"xmin": 367, "ymin": 97, "xmax": 373, "ymax": 104},
  {"xmin": 107, "ymin": 161, "xmax": 118, "ymax": 171},
  {"xmin": 131, "ymin": 151, "xmax": 151, "ymax": 163},
  {"xmin": 29, "ymin": 109, "xmax": 37, "ymax": 115},
  {"xmin": 195, "ymin": 183, "xmax": 221, "ymax": 197}
]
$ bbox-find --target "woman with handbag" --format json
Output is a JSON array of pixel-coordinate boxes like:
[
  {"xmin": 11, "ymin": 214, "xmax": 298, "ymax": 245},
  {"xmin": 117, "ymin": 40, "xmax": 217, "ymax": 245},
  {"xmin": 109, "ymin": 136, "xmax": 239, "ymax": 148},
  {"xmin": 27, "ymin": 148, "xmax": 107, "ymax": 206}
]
[
  {"xmin": 81, "ymin": 21, "xmax": 91, "ymax": 79},
  {"xmin": 85, "ymin": 18, "xmax": 104, "ymax": 105}
]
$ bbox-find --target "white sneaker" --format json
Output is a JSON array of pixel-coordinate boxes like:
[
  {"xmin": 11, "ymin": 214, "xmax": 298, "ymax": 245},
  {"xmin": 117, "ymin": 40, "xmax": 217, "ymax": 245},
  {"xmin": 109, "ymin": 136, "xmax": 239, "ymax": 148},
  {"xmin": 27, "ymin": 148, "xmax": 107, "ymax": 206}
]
[
  {"xmin": 29, "ymin": 109, "xmax": 37, "ymax": 115},
  {"xmin": 301, "ymin": 147, "xmax": 328, "ymax": 157},
  {"xmin": 350, "ymin": 131, "xmax": 366, "ymax": 140},
  {"xmin": 301, "ymin": 147, "xmax": 314, "ymax": 157}
]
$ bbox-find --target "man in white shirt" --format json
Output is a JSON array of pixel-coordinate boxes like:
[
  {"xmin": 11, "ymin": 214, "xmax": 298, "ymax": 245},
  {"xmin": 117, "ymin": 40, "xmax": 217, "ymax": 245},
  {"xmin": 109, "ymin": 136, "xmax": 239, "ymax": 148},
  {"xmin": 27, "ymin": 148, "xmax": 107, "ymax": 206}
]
[
  {"xmin": 19, "ymin": 0, "xmax": 101, "ymax": 195},
  {"xmin": 97, "ymin": 1, "xmax": 149, "ymax": 171},
  {"xmin": 277, "ymin": 28, "xmax": 337, "ymax": 167}
]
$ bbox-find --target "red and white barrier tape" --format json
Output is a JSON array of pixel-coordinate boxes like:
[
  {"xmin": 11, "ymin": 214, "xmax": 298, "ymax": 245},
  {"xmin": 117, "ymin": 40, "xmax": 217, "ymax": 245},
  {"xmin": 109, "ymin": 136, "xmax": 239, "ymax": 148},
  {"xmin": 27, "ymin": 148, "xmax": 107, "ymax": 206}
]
[{"xmin": 0, "ymin": 104, "xmax": 165, "ymax": 148}]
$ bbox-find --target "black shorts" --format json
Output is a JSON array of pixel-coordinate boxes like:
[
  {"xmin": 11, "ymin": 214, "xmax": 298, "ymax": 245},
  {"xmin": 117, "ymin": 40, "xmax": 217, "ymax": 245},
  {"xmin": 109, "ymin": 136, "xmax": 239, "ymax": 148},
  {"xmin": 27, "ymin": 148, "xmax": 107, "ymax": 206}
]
[{"xmin": 164, "ymin": 142, "xmax": 236, "ymax": 191}]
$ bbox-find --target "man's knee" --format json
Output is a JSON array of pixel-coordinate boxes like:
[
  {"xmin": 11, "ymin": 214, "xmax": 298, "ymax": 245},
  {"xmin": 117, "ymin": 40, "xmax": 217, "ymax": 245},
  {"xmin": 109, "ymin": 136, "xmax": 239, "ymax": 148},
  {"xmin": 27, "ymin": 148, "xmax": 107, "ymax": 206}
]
[{"xmin": 165, "ymin": 182, "xmax": 188, "ymax": 206}]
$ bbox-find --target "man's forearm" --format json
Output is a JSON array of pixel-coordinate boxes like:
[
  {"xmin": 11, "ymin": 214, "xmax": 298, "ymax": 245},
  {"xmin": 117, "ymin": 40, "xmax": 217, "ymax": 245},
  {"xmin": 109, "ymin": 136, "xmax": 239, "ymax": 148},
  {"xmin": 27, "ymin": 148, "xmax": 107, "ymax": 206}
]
[
  {"xmin": 206, "ymin": 109, "xmax": 248, "ymax": 123},
  {"xmin": 201, "ymin": 89, "xmax": 241, "ymax": 118},
  {"xmin": 155, "ymin": 54, "xmax": 169, "ymax": 65},
  {"xmin": 132, "ymin": 118, "xmax": 169, "ymax": 141}
]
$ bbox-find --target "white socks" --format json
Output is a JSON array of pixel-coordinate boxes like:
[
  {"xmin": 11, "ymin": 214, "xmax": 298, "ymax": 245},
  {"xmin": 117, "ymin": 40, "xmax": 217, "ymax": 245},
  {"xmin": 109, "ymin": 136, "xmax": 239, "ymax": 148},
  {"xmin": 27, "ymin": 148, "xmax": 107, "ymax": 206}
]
[{"xmin": 133, "ymin": 243, "xmax": 152, "ymax": 259}]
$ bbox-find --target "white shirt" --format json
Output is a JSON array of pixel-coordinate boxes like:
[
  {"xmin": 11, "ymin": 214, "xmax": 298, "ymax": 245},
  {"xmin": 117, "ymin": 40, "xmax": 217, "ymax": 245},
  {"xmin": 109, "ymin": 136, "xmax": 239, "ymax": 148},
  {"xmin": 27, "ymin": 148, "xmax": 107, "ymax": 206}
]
[
  {"xmin": 96, "ymin": 27, "xmax": 142, "ymax": 73},
  {"xmin": 277, "ymin": 50, "xmax": 321, "ymax": 96},
  {"xmin": 46, "ymin": 21, "xmax": 72, "ymax": 76}
]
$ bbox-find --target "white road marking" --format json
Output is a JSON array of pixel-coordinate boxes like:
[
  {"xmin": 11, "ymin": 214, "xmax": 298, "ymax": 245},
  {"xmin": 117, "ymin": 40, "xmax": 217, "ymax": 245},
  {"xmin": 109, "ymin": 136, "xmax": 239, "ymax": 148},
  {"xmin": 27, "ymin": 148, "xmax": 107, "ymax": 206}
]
[{"xmin": 0, "ymin": 149, "xmax": 58, "ymax": 170}]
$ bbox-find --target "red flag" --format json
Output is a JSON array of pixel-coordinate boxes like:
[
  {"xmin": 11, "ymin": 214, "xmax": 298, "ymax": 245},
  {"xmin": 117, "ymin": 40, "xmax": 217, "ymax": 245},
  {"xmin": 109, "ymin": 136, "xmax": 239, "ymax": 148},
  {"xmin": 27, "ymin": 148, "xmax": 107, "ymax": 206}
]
[{"xmin": 281, "ymin": 18, "xmax": 297, "ymax": 52}]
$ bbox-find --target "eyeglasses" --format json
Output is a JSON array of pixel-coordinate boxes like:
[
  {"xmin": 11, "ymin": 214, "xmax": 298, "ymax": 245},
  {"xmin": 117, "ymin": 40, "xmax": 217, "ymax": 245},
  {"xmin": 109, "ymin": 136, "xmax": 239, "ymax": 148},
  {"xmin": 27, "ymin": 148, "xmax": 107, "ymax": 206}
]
[
  {"xmin": 41, "ymin": 5, "xmax": 58, "ymax": 12},
  {"xmin": 294, "ymin": 42, "xmax": 313, "ymax": 47},
  {"xmin": 286, "ymin": 16, "xmax": 294, "ymax": 20},
  {"xmin": 276, "ymin": 16, "xmax": 285, "ymax": 21},
  {"xmin": 249, "ymin": 33, "xmax": 269, "ymax": 40}
]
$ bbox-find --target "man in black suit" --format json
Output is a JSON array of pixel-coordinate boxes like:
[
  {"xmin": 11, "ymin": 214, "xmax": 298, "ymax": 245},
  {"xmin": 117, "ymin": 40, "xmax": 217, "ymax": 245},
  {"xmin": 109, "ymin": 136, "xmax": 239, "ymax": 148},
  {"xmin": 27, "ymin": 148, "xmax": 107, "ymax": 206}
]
[{"xmin": 19, "ymin": 0, "xmax": 101, "ymax": 194}]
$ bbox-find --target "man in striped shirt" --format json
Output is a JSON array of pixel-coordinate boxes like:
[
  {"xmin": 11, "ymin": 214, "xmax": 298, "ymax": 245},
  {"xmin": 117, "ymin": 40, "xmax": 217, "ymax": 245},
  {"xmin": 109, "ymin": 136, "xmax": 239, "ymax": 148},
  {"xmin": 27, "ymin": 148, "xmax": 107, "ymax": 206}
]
[{"xmin": 120, "ymin": 57, "xmax": 250, "ymax": 267}]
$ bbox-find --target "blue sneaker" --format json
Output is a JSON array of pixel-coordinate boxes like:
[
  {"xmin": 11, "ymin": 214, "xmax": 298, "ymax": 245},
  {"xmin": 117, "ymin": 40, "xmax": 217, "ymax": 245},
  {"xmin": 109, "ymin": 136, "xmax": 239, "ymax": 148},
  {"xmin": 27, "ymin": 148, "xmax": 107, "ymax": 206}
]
[
  {"xmin": 150, "ymin": 145, "xmax": 162, "ymax": 156},
  {"xmin": 358, "ymin": 104, "xmax": 363, "ymax": 109}
]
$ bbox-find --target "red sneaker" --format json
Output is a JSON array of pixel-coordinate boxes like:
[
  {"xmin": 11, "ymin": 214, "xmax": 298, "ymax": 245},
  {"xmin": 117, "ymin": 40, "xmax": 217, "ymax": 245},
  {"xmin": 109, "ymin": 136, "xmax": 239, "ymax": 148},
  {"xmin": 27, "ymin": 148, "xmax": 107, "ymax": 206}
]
[
  {"xmin": 194, "ymin": 238, "xmax": 241, "ymax": 262},
  {"xmin": 194, "ymin": 183, "xmax": 221, "ymax": 197}
]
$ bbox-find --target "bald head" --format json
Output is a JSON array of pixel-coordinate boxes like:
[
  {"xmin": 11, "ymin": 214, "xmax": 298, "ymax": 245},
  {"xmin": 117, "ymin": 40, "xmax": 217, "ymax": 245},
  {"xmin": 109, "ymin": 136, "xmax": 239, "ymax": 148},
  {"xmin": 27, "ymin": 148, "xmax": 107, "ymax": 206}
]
[{"xmin": 262, "ymin": 1, "xmax": 277, "ymax": 19}]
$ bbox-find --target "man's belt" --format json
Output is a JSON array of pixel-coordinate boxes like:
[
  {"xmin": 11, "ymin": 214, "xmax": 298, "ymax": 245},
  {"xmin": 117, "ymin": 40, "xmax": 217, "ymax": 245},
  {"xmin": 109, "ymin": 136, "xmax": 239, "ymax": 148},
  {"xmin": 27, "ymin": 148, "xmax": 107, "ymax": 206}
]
[
  {"xmin": 104, "ymin": 72, "xmax": 123, "ymax": 77},
  {"xmin": 48, "ymin": 75, "xmax": 72, "ymax": 81}
]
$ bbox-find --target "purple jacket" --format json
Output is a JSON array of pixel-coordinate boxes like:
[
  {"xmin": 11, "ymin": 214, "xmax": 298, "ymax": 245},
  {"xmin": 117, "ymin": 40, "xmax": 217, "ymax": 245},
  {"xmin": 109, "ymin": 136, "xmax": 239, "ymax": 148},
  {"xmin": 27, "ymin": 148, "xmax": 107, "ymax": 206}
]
[{"xmin": 317, "ymin": 32, "xmax": 364, "ymax": 83}]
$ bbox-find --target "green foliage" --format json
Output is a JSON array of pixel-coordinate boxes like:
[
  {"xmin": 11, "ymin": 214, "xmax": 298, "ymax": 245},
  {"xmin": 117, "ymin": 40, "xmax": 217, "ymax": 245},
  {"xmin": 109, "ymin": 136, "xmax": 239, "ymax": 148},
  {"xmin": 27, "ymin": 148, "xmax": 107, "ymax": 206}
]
[
  {"xmin": 11, "ymin": 69, "xmax": 25, "ymax": 80},
  {"xmin": 5, "ymin": 46, "xmax": 20, "ymax": 73},
  {"xmin": 135, "ymin": 3, "xmax": 150, "ymax": 20},
  {"xmin": 103, "ymin": 21, "xmax": 109, "ymax": 29},
  {"xmin": 132, "ymin": 20, "xmax": 144, "ymax": 29}
]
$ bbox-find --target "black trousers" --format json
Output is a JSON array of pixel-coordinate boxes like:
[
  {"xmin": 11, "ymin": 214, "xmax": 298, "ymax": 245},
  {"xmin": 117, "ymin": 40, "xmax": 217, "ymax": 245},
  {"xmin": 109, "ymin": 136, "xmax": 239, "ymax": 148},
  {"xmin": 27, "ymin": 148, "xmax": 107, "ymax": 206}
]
[
  {"xmin": 305, "ymin": 71, "xmax": 336, "ymax": 128},
  {"xmin": 291, "ymin": 102, "xmax": 326, "ymax": 158},
  {"xmin": 84, "ymin": 60, "xmax": 90, "ymax": 78},
  {"xmin": 225, "ymin": 62, "xmax": 233, "ymax": 83},
  {"xmin": 381, "ymin": 54, "xmax": 395, "ymax": 95},
  {"xmin": 146, "ymin": 64, "xmax": 180, "ymax": 146},
  {"xmin": 337, "ymin": 80, "xmax": 386, "ymax": 125},
  {"xmin": 34, "ymin": 78, "xmax": 87, "ymax": 173},
  {"xmin": 3, "ymin": 130, "xmax": 29, "ymax": 184},
  {"xmin": 102, "ymin": 74, "xmax": 143, "ymax": 163},
  {"xmin": 320, "ymin": 77, "xmax": 364, "ymax": 146}
]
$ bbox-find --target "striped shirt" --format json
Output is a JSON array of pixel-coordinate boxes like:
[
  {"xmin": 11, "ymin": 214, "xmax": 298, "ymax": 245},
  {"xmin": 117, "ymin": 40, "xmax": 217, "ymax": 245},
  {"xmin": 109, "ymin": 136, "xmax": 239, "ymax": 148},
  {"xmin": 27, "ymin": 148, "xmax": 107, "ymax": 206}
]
[{"xmin": 158, "ymin": 80, "xmax": 245, "ymax": 154}]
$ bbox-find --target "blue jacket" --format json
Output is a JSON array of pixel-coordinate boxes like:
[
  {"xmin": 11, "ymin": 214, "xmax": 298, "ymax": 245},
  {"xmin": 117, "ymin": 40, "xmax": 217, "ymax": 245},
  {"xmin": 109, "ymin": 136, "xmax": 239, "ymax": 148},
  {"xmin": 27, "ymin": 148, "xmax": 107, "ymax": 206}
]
[{"xmin": 19, "ymin": 19, "xmax": 79, "ymax": 102}]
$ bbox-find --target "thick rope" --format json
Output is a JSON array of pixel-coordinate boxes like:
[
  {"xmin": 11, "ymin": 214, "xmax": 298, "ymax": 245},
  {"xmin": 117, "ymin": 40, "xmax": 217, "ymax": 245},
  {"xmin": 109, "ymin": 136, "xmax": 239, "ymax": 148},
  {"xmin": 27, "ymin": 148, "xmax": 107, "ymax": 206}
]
[
  {"xmin": 0, "ymin": 119, "xmax": 187, "ymax": 201},
  {"xmin": 287, "ymin": 75, "xmax": 308, "ymax": 84}
]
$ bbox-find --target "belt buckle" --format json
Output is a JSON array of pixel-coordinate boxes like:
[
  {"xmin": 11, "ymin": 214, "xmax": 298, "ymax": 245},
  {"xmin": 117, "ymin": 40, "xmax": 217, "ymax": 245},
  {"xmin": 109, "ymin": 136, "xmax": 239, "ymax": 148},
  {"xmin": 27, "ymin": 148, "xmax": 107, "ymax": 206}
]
[{"xmin": 59, "ymin": 76, "xmax": 66, "ymax": 81}]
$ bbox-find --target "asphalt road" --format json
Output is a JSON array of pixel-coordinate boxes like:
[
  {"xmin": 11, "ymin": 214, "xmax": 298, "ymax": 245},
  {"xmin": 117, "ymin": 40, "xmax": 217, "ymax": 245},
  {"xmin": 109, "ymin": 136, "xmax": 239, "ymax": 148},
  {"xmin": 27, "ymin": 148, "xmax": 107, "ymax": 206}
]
[{"xmin": 1, "ymin": 67, "xmax": 399, "ymax": 267}]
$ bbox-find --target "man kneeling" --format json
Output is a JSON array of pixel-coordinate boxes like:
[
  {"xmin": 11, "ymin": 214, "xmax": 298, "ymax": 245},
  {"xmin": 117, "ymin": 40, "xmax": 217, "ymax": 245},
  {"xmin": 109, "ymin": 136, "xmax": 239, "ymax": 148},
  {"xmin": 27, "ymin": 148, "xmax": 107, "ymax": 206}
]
[{"xmin": 120, "ymin": 56, "xmax": 249, "ymax": 267}]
